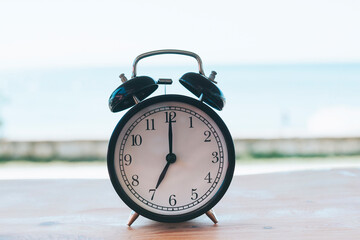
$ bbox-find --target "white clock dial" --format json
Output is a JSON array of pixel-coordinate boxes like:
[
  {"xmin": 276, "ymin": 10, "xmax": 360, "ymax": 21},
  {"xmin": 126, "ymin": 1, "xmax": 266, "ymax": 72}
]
[{"xmin": 108, "ymin": 95, "xmax": 234, "ymax": 222}]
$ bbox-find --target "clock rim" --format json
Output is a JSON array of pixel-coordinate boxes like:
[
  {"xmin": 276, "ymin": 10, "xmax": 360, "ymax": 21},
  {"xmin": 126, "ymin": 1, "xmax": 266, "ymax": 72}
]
[{"xmin": 107, "ymin": 94, "xmax": 235, "ymax": 223}]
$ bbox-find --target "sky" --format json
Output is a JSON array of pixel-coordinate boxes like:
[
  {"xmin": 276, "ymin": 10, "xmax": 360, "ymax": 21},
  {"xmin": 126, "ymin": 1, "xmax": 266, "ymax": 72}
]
[
  {"xmin": 1, "ymin": 0, "xmax": 360, "ymax": 70},
  {"xmin": 0, "ymin": 0, "xmax": 360, "ymax": 140}
]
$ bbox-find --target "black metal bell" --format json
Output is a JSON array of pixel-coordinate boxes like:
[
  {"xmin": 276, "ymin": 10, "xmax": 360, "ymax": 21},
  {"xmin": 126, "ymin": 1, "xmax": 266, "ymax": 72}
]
[
  {"xmin": 179, "ymin": 72, "xmax": 225, "ymax": 110},
  {"xmin": 109, "ymin": 76, "xmax": 158, "ymax": 112}
]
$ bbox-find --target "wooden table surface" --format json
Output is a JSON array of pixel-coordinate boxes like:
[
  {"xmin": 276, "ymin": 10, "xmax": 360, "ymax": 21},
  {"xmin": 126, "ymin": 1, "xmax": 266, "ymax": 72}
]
[{"xmin": 1, "ymin": 169, "xmax": 359, "ymax": 239}]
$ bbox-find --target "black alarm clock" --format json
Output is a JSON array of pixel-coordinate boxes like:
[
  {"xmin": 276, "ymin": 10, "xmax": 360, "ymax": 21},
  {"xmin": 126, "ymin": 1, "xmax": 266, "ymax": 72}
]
[{"xmin": 107, "ymin": 50, "xmax": 235, "ymax": 226}]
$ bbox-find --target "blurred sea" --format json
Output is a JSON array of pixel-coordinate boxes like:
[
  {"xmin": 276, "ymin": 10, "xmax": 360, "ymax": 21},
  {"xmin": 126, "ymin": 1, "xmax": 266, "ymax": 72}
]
[{"xmin": 0, "ymin": 63, "xmax": 360, "ymax": 140}]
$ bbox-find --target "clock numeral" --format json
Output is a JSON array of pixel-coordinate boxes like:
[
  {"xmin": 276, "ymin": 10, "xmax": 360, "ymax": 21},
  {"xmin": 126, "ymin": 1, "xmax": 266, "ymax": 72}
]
[
  {"xmin": 149, "ymin": 189, "xmax": 156, "ymax": 200},
  {"xmin": 191, "ymin": 188, "xmax": 198, "ymax": 200},
  {"xmin": 131, "ymin": 175, "xmax": 139, "ymax": 186},
  {"xmin": 204, "ymin": 130, "xmax": 211, "ymax": 142},
  {"xmin": 212, "ymin": 151, "xmax": 219, "ymax": 163},
  {"xmin": 146, "ymin": 119, "xmax": 155, "ymax": 130},
  {"xmin": 124, "ymin": 154, "xmax": 132, "ymax": 166},
  {"xmin": 165, "ymin": 111, "xmax": 176, "ymax": 123},
  {"xmin": 189, "ymin": 116, "xmax": 194, "ymax": 128},
  {"xmin": 169, "ymin": 194, "xmax": 177, "ymax": 206},
  {"xmin": 131, "ymin": 134, "xmax": 142, "ymax": 146},
  {"xmin": 204, "ymin": 172, "xmax": 213, "ymax": 183}
]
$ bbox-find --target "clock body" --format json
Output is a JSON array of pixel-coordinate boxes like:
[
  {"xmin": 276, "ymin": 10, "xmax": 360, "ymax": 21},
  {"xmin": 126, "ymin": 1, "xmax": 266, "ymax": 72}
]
[{"xmin": 107, "ymin": 94, "xmax": 235, "ymax": 222}]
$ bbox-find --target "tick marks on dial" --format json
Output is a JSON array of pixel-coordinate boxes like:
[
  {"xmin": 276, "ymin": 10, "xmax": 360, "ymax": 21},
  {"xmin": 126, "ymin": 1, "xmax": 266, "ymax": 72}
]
[{"xmin": 118, "ymin": 105, "xmax": 225, "ymax": 211}]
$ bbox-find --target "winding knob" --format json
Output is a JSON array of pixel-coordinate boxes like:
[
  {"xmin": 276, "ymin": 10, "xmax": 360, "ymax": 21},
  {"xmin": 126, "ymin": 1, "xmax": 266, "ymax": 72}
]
[
  {"xmin": 119, "ymin": 73, "xmax": 128, "ymax": 83},
  {"xmin": 208, "ymin": 71, "xmax": 217, "ymax": 84}
]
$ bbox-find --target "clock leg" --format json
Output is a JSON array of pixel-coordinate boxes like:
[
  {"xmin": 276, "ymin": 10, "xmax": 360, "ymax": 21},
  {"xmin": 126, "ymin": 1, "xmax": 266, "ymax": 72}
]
[
  {"xmin": 206, "ymin": 209, "xmax": 218, "ymax": 224},
  {"xmin": 127, "ymin": 211, "xmax": 139, "ymax": 226}
]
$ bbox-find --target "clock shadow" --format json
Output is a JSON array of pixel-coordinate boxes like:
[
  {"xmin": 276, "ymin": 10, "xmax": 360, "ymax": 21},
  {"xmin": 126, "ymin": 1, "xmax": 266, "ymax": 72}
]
[{"xmin": 127, "ymin": 216, "xmax": 218, "ymax": 232}]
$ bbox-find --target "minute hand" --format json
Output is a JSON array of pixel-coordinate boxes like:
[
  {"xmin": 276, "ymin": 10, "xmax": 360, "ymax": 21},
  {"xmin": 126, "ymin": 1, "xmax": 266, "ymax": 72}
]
[{"xmin": 168, "ymin": 119, "xmax": 173, "ymax": 154}]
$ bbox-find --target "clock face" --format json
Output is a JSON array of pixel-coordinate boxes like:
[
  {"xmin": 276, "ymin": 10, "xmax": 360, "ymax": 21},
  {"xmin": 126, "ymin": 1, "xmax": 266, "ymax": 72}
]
[{"xmin": 108, "ymin": 95, "xmax": 235, "ymax": 222}]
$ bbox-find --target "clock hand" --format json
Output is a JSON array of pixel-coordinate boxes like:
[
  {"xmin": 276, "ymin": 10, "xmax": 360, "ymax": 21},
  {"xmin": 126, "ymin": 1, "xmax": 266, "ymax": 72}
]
[
  {"xmin": 168, "ymin": 116, "xmax": 173, "ymax": 154},
  {"xmin": 155, "ymin": 117, "xmax": 177, "ymax": 189},
  {"xmin": 155, "ymin": 161, "xmax": 171, "ymax": 189},
  {"xmin": 155, "ymin": 152, "xmax": 177, "ymax": 189}
]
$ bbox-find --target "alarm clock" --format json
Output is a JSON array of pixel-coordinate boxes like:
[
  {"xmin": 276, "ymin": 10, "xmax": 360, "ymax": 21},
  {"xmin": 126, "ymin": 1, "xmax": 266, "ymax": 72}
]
[{"xmin": 107, "ymin": 50, "xmax": 235, "ymax": 226}]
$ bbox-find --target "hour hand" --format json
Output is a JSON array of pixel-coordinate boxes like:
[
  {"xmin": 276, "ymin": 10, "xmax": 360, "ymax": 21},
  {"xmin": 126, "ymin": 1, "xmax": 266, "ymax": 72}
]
[
  {"xmin": 155, "ymin": 153, "xmax": 176, "ymax": 189},
  {"xmin": 155, "ymin": 162, "xmax": 171, "ymax": 189}
]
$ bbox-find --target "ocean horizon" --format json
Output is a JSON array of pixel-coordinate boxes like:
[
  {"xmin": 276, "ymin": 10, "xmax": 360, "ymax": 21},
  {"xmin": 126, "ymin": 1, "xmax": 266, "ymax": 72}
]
[{"xmin": 1, "ymin": 63, "xmax": 360, "ymax": 140}]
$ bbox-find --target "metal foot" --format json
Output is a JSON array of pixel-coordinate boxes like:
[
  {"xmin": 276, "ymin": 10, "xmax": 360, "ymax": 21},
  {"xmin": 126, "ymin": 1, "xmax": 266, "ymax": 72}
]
[
  {"xmin": 127, "ymin": 211, "xmax": 139, "ymax": 226},
  {"xmin": 206, "ymin": 209, "xmax": 218, "ymax": 224}
]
